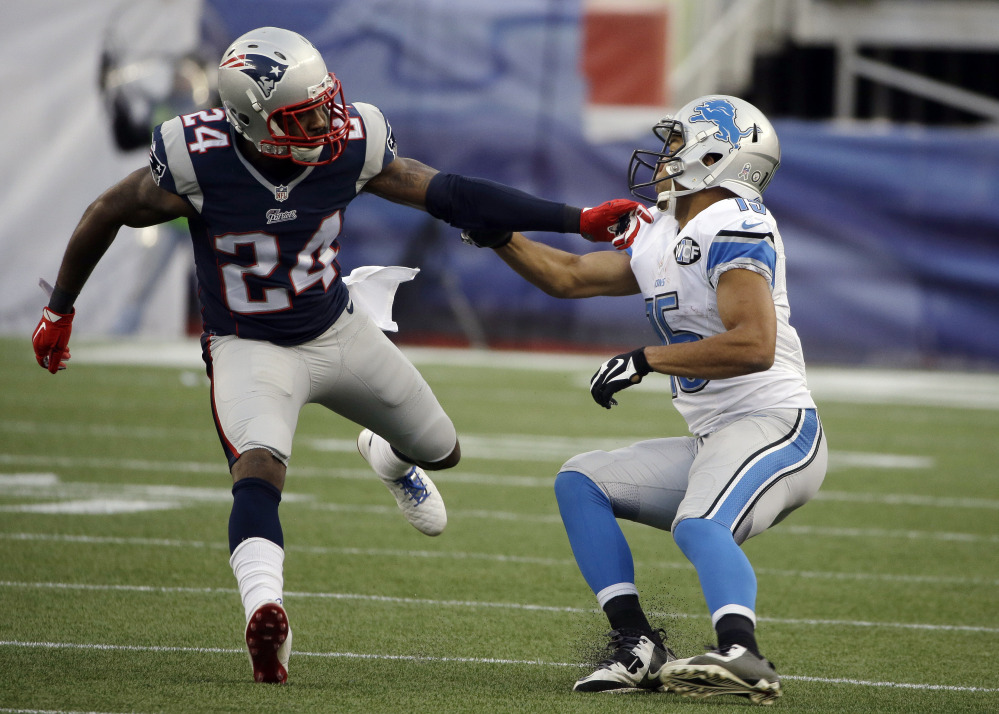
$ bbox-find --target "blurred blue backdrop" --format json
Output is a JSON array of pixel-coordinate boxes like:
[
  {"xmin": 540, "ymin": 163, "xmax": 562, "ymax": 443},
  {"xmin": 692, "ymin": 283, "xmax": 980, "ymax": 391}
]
[{"xmin": 199, "ymin": 1, "xmax": 999, "ymax": 368}]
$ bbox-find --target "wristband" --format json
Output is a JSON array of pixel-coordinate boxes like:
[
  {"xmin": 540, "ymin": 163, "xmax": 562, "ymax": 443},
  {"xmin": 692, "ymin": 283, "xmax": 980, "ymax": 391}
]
[
  {"xmin": 633, "ymin": 347, "xmax": 652, "ymax": 376},
  {"xmin": 48, "ymin": 286, "xmax": 79, "ymax": 314}
]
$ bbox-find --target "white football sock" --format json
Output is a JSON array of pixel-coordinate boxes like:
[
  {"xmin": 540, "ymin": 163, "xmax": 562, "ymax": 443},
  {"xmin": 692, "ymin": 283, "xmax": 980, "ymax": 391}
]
[
  {"xmin": 230, "ymin": 537, "xmax": 285, "ymax": 621},
  {"xmin": 366, "ymin": 433, "xmax": 412, "ymax": 480}
]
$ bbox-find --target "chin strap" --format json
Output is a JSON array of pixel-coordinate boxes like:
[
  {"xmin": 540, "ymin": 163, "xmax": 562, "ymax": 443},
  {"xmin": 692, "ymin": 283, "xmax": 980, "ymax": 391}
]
[
  {"xmin": 242, "ymin": 88, "xmax": 285, "ymax": 156},
  {"xmin": 656, "ymin": 182, "xmax": 697, "ymax": 210}
]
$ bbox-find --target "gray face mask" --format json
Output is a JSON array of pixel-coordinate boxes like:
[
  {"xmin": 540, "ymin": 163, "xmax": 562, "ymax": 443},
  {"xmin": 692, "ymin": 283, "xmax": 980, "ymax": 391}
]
[{"xmin": 218, "ymin": 27, "xmax": 349, "ymax": 166}]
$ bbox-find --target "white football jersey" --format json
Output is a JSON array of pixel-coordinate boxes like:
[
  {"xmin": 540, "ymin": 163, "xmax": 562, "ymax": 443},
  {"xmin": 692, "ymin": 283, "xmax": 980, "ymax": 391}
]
[{"xmin": 629, "ymin": 197, "xmax": 815, "ymax": 435}]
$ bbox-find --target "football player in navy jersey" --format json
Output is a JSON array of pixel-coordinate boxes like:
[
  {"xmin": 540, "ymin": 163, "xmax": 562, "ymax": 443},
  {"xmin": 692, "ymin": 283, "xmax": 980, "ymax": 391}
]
[
  {"xmin": 462, "ymin": 96, "xmax": 827, "ymax": 704},
  {"xmin": 31, "ymin": 26, "xmax": 650, "ymax": 685}
]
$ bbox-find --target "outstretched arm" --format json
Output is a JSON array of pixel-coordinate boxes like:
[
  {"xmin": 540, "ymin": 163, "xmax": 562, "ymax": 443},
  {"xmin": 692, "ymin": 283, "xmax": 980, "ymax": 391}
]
[
  {"xmin": 362, "ymin": 157, "xmax": 649, "ymax": 240},
  {"xmin": 32, "ymin": 167, "xmax": 192, "ymax": 373},
  {"xmin": 360, "ymin": 156, "xmax": 437, "ymax": 210},
  {"xmin": 52, "ymin": 167, "xmax": 193, "ymax": 302},
  {"xmin": 490, "ymin": 232, "xmax": 639, "ymax": 299}
]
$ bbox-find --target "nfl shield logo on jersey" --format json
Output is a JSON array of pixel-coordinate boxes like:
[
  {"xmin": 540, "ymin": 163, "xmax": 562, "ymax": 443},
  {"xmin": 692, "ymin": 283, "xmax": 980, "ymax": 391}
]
[{"xmin": 274, "ymin": 185, "xmax": 290, "ymax": 202}]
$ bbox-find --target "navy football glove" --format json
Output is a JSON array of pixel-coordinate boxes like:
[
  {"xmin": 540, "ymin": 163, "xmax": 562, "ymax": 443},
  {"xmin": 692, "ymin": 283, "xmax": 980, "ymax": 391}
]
[{"xmin": 589, "ymin": 348, "xmax": 652, "ymax": 409}]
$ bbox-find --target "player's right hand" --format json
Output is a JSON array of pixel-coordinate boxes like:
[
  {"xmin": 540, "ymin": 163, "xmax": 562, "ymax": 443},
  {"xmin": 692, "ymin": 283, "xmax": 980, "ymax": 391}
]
[
  {"xmin": 580, "ymin": 200, "xmax": 653, "ymax": 249},
  {"xmin": 32, "ymin": 307, "xmax": 74, "ymax": 373}
]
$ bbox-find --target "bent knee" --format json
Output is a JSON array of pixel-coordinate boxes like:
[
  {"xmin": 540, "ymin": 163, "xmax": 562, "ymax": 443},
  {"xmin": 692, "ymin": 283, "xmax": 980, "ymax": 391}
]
[
  {"xmin": 420, "ymin": 439, "xmax": 460, "ymax": 471},
  {"xmin": 554, "ymin": 469, "xmax": 609, "ymax": 509},
  {"xmin": 554, "ymin": 469, "xmax": 589, "ymax": 497},
  {"xmin": 232, "ymin": 448, "xmax": 287, "ymax": 490}
]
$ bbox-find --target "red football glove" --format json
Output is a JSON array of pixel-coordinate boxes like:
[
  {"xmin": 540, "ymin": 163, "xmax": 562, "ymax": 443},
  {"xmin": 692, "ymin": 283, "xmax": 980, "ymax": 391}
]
[
  {"xmin": 32, "ymin": 307, "xmax": 74, "ymax": 373},
  {"xmin": 580, "ymin": 199, "xmax": 653, "ymax": 250}
]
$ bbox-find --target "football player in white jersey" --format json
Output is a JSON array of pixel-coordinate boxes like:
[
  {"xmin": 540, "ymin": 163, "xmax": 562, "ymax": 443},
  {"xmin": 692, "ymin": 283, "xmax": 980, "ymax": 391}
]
[
  {"xmin": 30, "ymin": 27, "xmax": 648, "ymax": 685},
  {"xmin": 463, "ymin": 96, "xmax": 827, "ymax": 704}
]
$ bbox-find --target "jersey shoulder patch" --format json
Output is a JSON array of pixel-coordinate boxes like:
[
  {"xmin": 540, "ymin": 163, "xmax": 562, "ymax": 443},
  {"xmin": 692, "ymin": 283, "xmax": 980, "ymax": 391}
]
[
  {"xmin": 699, "ymin": 198, "xmax": 777, "ymax": 288},
  {"xmin": 149, "ymin": 115, "xmax": 207, "ymax": 211},
  {"xmin": 350, "ymin": 102, "xmax": 396, "ymax": 191}
]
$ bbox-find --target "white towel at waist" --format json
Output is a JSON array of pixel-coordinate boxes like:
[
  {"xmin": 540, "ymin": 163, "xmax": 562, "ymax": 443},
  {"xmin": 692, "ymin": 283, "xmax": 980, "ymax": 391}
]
[{"xmin": 342, "ymin": 265, "xmax": 420, "ymax": 332}]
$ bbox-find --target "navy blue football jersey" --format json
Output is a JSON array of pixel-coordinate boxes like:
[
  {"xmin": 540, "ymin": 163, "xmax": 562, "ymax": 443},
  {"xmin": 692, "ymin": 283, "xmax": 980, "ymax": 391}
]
[{"xmin": 148, "ymin": 103, "xmax": 396, "ymax": 345}]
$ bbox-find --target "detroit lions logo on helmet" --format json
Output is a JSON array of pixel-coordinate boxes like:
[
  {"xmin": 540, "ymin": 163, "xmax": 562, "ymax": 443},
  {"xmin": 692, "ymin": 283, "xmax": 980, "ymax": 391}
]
[
  {"xmin": 220, "ymin": 53, "xmax": 289, "ymax": 99},
  {"xmin": 688, "ymin": 98, "xmax": 753, "ymax": 150}
]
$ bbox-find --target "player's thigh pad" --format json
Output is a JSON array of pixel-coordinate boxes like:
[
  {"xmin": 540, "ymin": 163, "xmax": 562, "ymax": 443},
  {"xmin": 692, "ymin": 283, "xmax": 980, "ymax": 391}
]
[
  {"xmin": 303, "ymin": 308, "xmax": 456, "ymax": 463},
  {"xmin": 207, "ymin": 334, "xmax": 312, "ymax": 465},
  {"xmin": 675, "ymin": 408, "xmax": 827, "ymax": 544},
  {"xmin": 561, "ymin": 437, "xmax": 697, "ymax": 531}
]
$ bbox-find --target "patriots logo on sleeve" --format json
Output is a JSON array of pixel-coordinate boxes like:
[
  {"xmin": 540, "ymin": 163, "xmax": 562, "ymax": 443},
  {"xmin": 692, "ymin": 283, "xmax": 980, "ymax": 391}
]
[
  {"xmin": 386, "ymin": 126, "xmax": 398, "ymax": 157},
  {"xmin": 220, "ymin": 53, "xmax": 289, "ymax": 99},
  {"xmin": 148, "ymin": 139, "xmax": 167, "ymax": 185}
]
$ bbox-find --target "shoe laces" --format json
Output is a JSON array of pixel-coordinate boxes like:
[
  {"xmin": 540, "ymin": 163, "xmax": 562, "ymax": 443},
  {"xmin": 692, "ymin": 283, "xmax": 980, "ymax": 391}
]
[
  {"xmin": 705, "ymin": 643, "xmax": 777, "ymax": 669},
  {"xmin": 396, "ymin": 467, "xmax": 430, "ymax": 504},
  {"xmin": 596, "ymin": 629, "xmax": 647, "ymax": 668},
  {"xmin": 651, "ymin": 628, "xmax": 678, "ymax": 659}
]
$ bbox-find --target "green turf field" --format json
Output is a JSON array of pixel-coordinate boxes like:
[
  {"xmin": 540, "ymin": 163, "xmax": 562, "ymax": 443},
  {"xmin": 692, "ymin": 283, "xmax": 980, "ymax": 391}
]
[{"xmin": 1, "ymin": 336, "xmax": 997, "ymax": 713}]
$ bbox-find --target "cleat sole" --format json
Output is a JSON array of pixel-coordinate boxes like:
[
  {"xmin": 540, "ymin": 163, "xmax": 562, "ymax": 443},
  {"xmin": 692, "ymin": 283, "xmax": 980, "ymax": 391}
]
[{"xmin": 245, "ymin": 603, "xmax": 289, "ymax": 684}]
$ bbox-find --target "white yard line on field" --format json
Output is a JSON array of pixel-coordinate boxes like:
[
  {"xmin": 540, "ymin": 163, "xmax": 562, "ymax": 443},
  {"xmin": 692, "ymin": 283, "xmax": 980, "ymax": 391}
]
[
  {"xmin": 0, "ymin": 421, "xmax": 937, "ymax": 472},
  {"xmin": 2, "ymin": 490, "xmax": 995, "ymax": 543},
  {"xmin": 70, "ymin": 340, "xmax": 999, "ymax": 410},
  {"xmin": 2, "ymin": 532, "xmax": 996, "ymax": 586},
  {"xmin": 0, "ymin": 638, "xmax": 996, "ymax": 694},
  {"xmin": 2, "ymin": 469, "xmax": 997, "ymax": 542},
  {"xmin": 1, "ymin": 580, "xmax": 995, "ymax": 634}
]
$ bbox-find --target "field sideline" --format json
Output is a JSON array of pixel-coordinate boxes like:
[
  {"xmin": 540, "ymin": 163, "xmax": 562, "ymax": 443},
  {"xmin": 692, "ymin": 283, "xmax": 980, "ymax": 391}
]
[{"xmin": 1, "ymin": 337, "xmax": 997, "ymax": 713}]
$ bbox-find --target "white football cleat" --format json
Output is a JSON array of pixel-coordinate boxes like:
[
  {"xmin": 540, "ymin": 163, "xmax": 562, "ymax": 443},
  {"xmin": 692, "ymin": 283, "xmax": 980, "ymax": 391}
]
[
  {"xmin": 245, "ymin": 600, "xmax": 291, "ymax": 684},
  {"xmin": 573, "ymin": 629, "xmax": 677, "ymax": 693},
  {"xmin": 357, "ymin": 429, "xmax": 447, "ymax": 536}
]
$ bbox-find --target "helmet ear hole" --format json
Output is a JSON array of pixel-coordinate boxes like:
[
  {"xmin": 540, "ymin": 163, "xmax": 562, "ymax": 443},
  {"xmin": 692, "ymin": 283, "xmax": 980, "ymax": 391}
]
[{"xmin": 702, "ymin": 152, "xmax": 723, "ymax": 167}]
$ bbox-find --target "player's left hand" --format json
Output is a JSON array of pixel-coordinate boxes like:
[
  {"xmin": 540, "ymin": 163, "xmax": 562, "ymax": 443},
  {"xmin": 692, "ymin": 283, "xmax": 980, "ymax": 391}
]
[
  {"xmin": 32, "ymin": 307, "xmax": 74, "ymax": 374},
  {"xmin": 580, "ymin": 199, "xmax": 653, "ymax": 249},
  {"xmin": 589, "ymin": 348, "xmax": 652, "ymax": 409}
]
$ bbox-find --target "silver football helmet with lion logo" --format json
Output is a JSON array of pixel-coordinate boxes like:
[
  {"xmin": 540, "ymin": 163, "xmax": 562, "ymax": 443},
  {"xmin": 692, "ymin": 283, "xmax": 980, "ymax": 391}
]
[
  {"xmin": 218, "ymin": 27, "xmax": 350, "ymax": 165},
  {"xmin": 628, "ymin": 95, "xmax": 780, "ymax": 206}
]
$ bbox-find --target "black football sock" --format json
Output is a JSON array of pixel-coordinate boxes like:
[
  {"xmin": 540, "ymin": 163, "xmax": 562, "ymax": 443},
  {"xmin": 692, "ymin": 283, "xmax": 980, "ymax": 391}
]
[
  {"xmin": 602, "ymin": 594, "xmax": 661, "ymax": 647},
  {"xmin": 716, "ymin": 613, "xmax": 760, "ymax": 657}
]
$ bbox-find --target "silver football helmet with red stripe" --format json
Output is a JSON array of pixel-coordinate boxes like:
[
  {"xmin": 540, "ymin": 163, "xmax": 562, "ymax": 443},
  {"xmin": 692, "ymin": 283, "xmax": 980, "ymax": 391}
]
[
  {"xmin": 218, "ymin": 27, "xmax": 350, "ymax": 165},
  {"xmin": 629, "ymin": 95, "xmax": 780, "ymax": 206}
]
